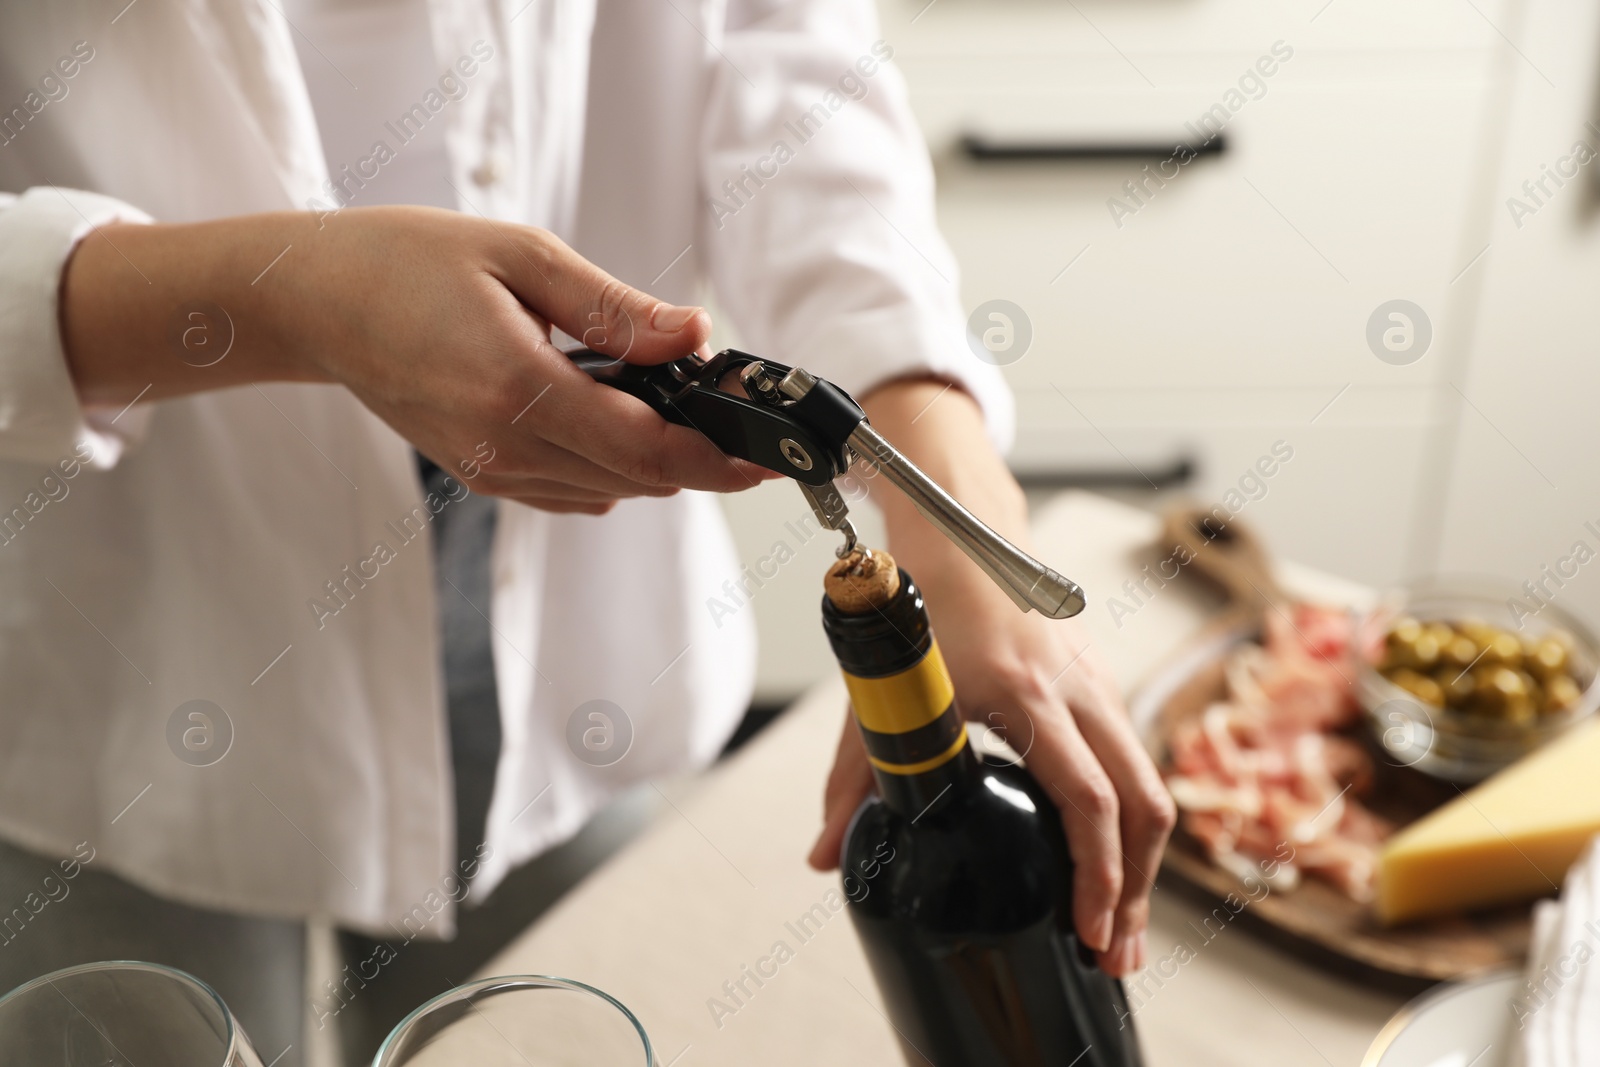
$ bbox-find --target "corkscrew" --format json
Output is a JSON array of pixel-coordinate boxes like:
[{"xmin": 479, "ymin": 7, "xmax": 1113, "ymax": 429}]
[{"xmin": 568, "ymin": 347, "xmax": 1086, "ymax": 619}]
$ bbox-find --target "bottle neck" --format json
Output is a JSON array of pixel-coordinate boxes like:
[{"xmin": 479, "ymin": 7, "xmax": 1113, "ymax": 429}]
[
  {"xmin": 869, "ymin": 705, "xmax": 980, "ymax": 818},
  {"xmin": 821, "ymin": 571, "xmax": 978, "ymax": 819}
]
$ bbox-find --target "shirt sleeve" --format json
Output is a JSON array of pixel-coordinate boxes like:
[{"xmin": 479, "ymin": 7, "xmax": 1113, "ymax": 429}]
[
  {"xmin": 0, "ymin": 186, "xmax": 155, "ymax": 469},
  {"xmin": 700, "ymin": 0, "xmax": 1015, "ymax": 450}
]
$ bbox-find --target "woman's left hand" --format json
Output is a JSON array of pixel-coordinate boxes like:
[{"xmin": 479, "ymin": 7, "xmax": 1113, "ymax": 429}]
[{"xmin": 804, "ymin": 378, "xmax": 1176, "ymax": 978}]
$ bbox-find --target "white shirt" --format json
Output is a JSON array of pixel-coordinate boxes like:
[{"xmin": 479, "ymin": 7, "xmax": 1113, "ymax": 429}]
[
  {"xmin": 283, "ymin": 0, "xmax": 458, "ymax": 213},
  {"xmin": 0, "ymin": 0, "xmax": 1010, "ymax": 935}
]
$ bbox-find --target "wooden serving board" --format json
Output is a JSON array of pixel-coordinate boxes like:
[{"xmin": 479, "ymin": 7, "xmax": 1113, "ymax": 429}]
[{"xmin": 1131, "ymin": 619, "xmax": 1532, "ymax": 994}]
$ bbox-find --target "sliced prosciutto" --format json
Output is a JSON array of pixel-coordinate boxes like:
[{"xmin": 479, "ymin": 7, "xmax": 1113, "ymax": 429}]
[{"xmin": 1163, "ymin": 605, "xmax": 1392, "ymax": 903}]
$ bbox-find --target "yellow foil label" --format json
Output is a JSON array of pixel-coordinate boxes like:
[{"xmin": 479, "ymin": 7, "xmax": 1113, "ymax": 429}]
[{"xmin": 842, "ymin": 640, "xmax": 956, "ymax": 735}]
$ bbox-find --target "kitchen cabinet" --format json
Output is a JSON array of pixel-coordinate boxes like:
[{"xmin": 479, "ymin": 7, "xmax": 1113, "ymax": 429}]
[
  {"xmin": 894, "ymin": 0, "xmax": 1510, "ymax": 587},
  {"xmin": 1431, "ymin": 0, "xmax": 1600, "ymax": 630},
  {"xmin": 718, "ymin": 0, "xmax": 1553, "ymax": 701}
]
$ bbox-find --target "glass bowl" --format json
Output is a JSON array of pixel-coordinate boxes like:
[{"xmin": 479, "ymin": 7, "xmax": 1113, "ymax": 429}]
[
  {"xmin": 372, "ymin": 975, "xmax": 653, "ymax": 1067},
  {"xmin": 1357, "ymin": 578, "xmax": 1600, "ymax": 782},
  {"xmin": 0, "ymin": 960, "xmax": 262, "ymax": 1067}
]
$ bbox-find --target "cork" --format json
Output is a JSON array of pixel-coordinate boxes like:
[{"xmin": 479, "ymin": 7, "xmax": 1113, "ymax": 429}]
[{"xmin": 824, "ymin": 548, "xmax": 901, "ymax": 614}]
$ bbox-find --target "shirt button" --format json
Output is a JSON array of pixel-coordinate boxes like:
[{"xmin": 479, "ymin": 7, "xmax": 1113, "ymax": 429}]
[{"xmin": 471, "ymin": 158, "xmax": 503, "ymax": 187}]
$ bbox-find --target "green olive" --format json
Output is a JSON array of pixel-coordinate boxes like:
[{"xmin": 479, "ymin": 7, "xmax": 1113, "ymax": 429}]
[
  {"xmin": 1492, "ymin": 666, "xmax": 1531, "ymax": 697},
  {"xmin": 1383, "ymin": 629, "xmax": 1443, "ymax": 672},
  {"xmin": 1383, "ymin": 622, "xmax": 1420, "ymax": 669},
  {"xmin": 1389, "ymin": 668, "xmax": 1445, "ymax": 707},
  {"xmin": 1477, "ymin": 667, "xmax": 1533, "ymax": 722},
  {"xmin": 1465, "ymin": 666, "xmax": 1515, "ymax": 715},
  {"xmin": 1390, "ymin": 617, "xmax": 1424, "ymax": 644},
  {"xmin": 1386, "ymin": 614, "xmax": 1588, "ymax": 728},
  {"xmin": 1480, "ymin": 632, "xmax": 1524, "ymax": 669},
  {"xmin": 1527, "ymin": 638, "xmax": 1570, "ymax": 682},
  {"xmin": 1423, "ymin": 621, "xmax": 1456, "ymax": 647},
  {"xmin": 1434, "ymin": 668, "xmax": 1477, "ymax": 708},
  {"xmin": 1504, "ymin": 692, "xmax": 1538, "ymax": 725},
  {"xmin": 1545, "ymin": 674, "xmax": 1583, "ymax": 713},
  {"xmin": 1441, "ymin": 635, "xmax": 1480, "ymax": 671}
]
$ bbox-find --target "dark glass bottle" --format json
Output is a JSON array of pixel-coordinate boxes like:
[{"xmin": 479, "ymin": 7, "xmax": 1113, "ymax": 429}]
[{"xmin": 823, "ymin": 563, "xmax": 1142, "ymax": 1067}]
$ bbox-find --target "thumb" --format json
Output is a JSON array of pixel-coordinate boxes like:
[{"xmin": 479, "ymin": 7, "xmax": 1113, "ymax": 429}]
[
  {"xmin": 808, "ymin": 709, "xmax": 875, "ymax": 871},
  {"xmin": 510, "ymin": 228, "xmax": 710, "ymax": 365}
]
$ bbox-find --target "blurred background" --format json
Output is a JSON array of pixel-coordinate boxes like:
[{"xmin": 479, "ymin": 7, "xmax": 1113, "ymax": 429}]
[{"xmin": 713, "ymin": 0, "xmax": 1600, "ymax": 708}]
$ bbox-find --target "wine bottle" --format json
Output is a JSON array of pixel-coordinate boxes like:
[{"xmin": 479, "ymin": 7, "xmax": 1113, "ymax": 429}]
[{"xmin": 822, "ymin": 549, "xmax": 1142, "ymax": 1067}]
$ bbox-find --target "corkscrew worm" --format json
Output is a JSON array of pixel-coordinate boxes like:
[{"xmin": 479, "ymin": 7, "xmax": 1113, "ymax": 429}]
[{"xmin": 566, "ymin": 347, "xmax": 1086, "ymax": 619}]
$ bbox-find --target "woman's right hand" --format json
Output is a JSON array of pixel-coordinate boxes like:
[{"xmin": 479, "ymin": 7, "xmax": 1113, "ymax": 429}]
[{"xmin": 61, "ymin": 204, "xmax": 772, "ymax": 513}]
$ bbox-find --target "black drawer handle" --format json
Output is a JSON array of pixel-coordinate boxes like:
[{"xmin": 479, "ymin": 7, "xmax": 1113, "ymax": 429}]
[
  {"xmin": 959, "ymin": 133, "xmax": 1226, "ymax": 163},
  {"xmin": 1012, "ymin": 455, "xmax": 1195, "ymax": 491}
]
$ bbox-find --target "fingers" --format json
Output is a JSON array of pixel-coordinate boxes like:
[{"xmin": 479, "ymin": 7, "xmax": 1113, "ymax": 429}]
[
  {"xmin": 532, "ymin": 373, "xmax": 778, "ymax": 494},
  {"xmin": 486, "ymin": 365, "xmax": 777, "ymax": 494},
  {"xmin": 491, "ymin": 480, "xmax": 677, "ymax": 504},
  {"xmin": 1063, "ymin": 678, "xmax": 1177, "ymax": 976},
  {"xmin": 506, "ymin": 495, "xmax": 617, "ymax": 516},
  {"xmin": 1006, "ymin": 692, "xmax": 1124, "ymax": 956},
  {"xmin": 501, "ymin": 228, "xmax": 710, "ymax": 365},
  {"xmin": 470, "ymin": 441, "xmax": 685, "ymax": 499},
  {"xmin": 479, "ymin": 230, "xmax": 781, "ymax": 495},
  {"xmin": 808, "ymin": 710, "xmax": 875, "ymax": 871}
]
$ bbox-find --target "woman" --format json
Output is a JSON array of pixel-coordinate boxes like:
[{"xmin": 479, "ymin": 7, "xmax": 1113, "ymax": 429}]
[{"xmin": 0, "ymin": 0, "xmax": 1172, "ymax": 1060}]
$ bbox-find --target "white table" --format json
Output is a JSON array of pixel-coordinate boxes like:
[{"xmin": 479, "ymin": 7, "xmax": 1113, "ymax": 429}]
[{"xmin": 482, "ymin": 492, "xmax": 1406, "ymax": 1066}]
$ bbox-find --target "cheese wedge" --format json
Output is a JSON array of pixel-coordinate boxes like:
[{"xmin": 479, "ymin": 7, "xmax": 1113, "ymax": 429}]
[{"xmin": 1377, "ymin": 719, "xmax": 1600, "ymax": 925}]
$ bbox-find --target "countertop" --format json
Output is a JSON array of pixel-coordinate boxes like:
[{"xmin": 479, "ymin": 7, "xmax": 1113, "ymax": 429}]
[{"xmin": 479, "ymin": 491, "xmax": 1405, "ymax": 1066}]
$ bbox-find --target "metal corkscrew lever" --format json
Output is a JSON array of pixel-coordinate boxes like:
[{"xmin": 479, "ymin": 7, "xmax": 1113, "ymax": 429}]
[{"xmin": 567, "ymin": 347, "xmax": 1086, "ymax": 619}]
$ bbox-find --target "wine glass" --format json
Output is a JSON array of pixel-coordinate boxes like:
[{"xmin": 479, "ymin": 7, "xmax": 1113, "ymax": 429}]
[
  {"xmin": 0, "ymin": 960, "xmax": 263, "ymax": 1066},
  {"xmin": 372, "ymin": 975, "xmax": 653, "ymax": 1066}
]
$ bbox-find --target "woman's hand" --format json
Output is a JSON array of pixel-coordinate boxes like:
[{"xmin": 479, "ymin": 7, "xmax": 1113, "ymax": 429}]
[
  {"xmin": 61, "ymin": 205, "xmax": 773, "ymax": 512},
  {"xmin": 805, "ymin": 379, "xmax": 1176, "ymax": 977}
]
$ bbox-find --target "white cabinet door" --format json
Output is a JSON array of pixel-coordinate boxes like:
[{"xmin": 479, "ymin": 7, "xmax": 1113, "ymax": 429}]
[
  {"xmin": 884, "ymin": 0, "xmax": 1507, "ymax": 587},
  {"xmin": 1431, "ymin": 0, "xmax": 1600, "ymax": 628},
  {"xmin": 716, "ymin": 1, "xmax": 1523, "ymax": 700}
]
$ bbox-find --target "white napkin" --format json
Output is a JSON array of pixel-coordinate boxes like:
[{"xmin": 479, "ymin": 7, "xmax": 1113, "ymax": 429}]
[{"xmin": 1513, "ymin": 834, "xmax": 1600, "ymax": 1067}]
